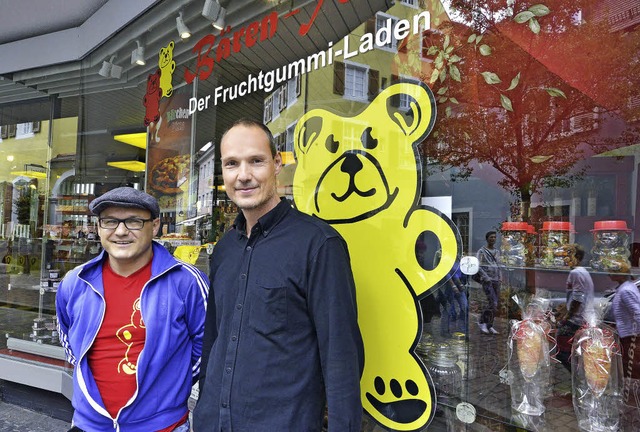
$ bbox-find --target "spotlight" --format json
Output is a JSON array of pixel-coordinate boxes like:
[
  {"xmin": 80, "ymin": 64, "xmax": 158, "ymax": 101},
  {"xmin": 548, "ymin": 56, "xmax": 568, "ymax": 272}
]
[
  {"xmin": 98, "ymin": 55, "xmax": 122, "ymax": 79},
  {"xmin": 202, "ymin": 0, "xmax": 222, "ymax": 21},
  {"xmin": 98, "ymin": 56, "xmax": 114, "ymax": 78},
  {"xmin": 176, "ymin": 11, "xmax": 191, "ymax": 39},
  {"xmin": 212, "ymin": 7, "xmax": 226, "ymax": 30},
  {"xmin": 110, "ymin": 63, "xmax": 123, "ymax": 79},
  {"xmin": 131, "ymin": 40, "xmax": 146, "ymax": 66},
  {"xmin": 202, "ymin": 0, "xmax": 228, "ymax": 29},
  {"xmin": 202, "ymin": 0, "xmax": 231, "ymax": 30}
]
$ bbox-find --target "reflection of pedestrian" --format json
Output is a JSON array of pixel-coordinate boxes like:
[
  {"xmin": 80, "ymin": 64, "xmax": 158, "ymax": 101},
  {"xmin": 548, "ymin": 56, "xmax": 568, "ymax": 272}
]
[
  {"xmin": 565, "ymin": 246, "xmax": 594, "ymax": 323},
  {"xmin": 476, "ymin": 231, "xmax": 501, "ymax": 335},
  {"xmin": 449, "ymin": 265, "xmax": 469, "ymax": 333},
  {"xmin": 610, "ymin": 273, "xmax": 640, "ymax": 380},
  {"xmin": 436, "ymin": 264, "xmax": 469, "ymax": 337},
  {"xmin": 556, "ymin": 245, "xmax": 594, "ymax": 370}
]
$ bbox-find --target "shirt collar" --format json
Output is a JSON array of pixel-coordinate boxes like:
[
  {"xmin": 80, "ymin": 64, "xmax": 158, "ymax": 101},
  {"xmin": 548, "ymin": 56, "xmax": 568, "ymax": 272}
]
[{"xmin": 233, "ymin": 198, "xmax": 292, "ymax": 238}]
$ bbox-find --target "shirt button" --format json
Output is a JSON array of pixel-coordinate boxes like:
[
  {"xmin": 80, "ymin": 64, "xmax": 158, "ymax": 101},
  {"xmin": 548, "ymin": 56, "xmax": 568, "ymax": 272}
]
[
  {"xmin": 221, "ymin": 402, "xmax": 228, "ymax": 408},
  {"xmin": 231, "ymin": 335, "xmax": 237, "ymax": 341},
  {"xmin": 240, "ymin": 274, "xmax": 246, "ymax": 280},
  {"xmin": 225, "ymin": 367, "xmax": 232, "ymax": 374},
  {"xmin": 236, "ymin": 304, "xmax": 243, "ymax": 310},
  {"xmin": 246, "ymin": 246, "xmax": 252, "ymax": 251}
]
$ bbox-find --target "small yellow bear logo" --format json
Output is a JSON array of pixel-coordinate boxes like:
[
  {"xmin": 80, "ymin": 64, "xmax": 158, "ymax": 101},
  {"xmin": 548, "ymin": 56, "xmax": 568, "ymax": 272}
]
[
  {"xmin": 293, "ymin": 82, "xmax": 460, "ymax": 431},
  {"xmin": 158, "ymin": 41, "xmax": 176, "ymax": 98}
]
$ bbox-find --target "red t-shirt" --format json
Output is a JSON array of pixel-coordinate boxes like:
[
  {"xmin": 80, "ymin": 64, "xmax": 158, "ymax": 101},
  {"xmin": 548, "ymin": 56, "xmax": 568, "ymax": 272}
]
[{"xmin": 88, "ymin": 259, "xmax": 151, "ymax": 418}]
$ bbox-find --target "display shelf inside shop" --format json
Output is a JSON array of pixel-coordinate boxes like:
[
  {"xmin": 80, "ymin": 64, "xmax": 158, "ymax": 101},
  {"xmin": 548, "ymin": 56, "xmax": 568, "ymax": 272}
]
[{"xmin": 499, "ymin": 264, "xmax": 640, "ymax": 277}]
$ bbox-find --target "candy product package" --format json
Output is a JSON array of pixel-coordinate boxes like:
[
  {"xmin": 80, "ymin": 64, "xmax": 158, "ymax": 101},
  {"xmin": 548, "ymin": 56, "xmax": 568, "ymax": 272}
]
[
  {"xmin": 571, "ymin": 310, "xmax": 623, "ymax": 432},
  {"xmin": 507, "ymin": 295, "xmax": 552, "ymax": 416}
]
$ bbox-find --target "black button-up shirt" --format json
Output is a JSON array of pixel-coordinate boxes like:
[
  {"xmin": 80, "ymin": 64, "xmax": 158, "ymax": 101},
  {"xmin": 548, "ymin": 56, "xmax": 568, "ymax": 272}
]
[{"xmin": 194, "ymin": 199, "xmax": 363, "ymax": 431}]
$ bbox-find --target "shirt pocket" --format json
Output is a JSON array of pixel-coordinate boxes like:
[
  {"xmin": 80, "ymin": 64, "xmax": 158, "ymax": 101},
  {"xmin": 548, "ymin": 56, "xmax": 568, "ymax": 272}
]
[{"xmin": 249, "ymin": 284, "xmax": 288, "ymax": 336}]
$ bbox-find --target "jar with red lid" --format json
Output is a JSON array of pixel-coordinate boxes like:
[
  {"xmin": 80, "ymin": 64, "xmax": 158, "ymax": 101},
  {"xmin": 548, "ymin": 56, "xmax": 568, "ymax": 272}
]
[
  {"xmin": 525, "ymin": 224, "xmax": 537, "ymax": 267},
  {"xmin": 590, "ymin": 220, "xmax": 631, "ymax": 273},
  {"xmin": 500, "ymin": 222, "xmax": 529, "ymax": 266},
  {"xmin": 539, "ymin": 221, "xmax": 574, "ymax": 268}
]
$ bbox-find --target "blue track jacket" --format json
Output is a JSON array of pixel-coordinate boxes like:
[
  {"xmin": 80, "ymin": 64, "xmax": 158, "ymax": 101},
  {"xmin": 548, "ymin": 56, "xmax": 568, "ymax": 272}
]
[{"xmin": 56, "ymin": 242, "xmax": 209, "ymax": 431}]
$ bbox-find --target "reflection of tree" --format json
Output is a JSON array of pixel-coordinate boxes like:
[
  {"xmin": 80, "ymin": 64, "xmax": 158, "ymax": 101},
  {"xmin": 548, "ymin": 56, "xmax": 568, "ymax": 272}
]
[{"xmin": 403, "ymin": 0, "xmax": 640, "ymax": 218}]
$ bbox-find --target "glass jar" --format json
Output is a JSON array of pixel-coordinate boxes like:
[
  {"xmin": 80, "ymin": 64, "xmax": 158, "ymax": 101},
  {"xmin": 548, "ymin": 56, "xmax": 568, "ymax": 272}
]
[
  {"xmin": 415, "ymin": 331, "xmax": 433, "ymax": 365},
  {"xmin": 525, "ymin": 224, "xmax": 537, "ymax": 267},
  {"xmin": 539, "ymin": 221, "xmax": 573, "ymax": 268},
  {"xmin": 449, "ymin": 332, "xmax": 469, "ymax": 379},
  {"xmin": 449, "ymin": 332, "xmax": 471, "ymax": 401},
  {"xmin": 426, "ymin": 342, "xmax": 462, "ymax": 405},
  {"xmin": 500, "ymin": 222, "xmax": 528, "ymax": 267},
  {"xmin": 590, "ymin": 220, "xmax": 631, "ymax": 273}
]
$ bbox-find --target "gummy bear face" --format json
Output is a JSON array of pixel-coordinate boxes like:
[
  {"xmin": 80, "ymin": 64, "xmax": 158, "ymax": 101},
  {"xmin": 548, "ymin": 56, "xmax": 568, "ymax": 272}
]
[
  {"xmin": 159, "ymin": 41, "xmax": 174, "ymax": 69},
  {"xmin": 147, "ymin": 72, "xmax": 160, "ymax": 94},
  {"xmin": 293, "ymin": 83, "xmax": 435, "ymax": 224}
]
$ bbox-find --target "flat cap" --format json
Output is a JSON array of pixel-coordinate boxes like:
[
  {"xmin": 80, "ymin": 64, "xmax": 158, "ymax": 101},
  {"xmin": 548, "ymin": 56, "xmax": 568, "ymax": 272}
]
[{"xmin": 89, "ymin": 187, "xmax": 160, "ymax": 219}]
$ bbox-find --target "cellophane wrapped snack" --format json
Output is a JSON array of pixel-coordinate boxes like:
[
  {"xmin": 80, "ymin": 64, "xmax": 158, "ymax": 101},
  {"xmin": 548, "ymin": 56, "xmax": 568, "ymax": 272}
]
[
  {"xmin": 572, "ymin": 309, "xmax": 623, "ymax": 432},
  {"xmin": 507, "ymin": 295, "xmax": 551, "ymax": 416}
]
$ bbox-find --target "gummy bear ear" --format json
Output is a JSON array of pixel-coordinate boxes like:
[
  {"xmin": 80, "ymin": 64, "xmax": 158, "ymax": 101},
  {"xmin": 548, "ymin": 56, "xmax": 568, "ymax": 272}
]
[
  {"xmin": 383, "ymin": 82, "xmax": 436, "ymax": 141},
  {"xmin": 168, "ymin": 40, "xmax": 175, "ymax": 50},
  {"xmin": 295, "ymin": 115, "xmax": 323, "ymax": 155}
]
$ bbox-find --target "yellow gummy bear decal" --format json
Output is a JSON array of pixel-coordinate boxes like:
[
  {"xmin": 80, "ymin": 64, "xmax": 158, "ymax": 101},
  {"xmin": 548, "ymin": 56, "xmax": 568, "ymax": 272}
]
[
  {"xmin": 158, "ymin": 41, "xmax": 176, "ymax": 98},
  {"xmin": 293, "ymin": 82, "xmax": 460, "ymax": 431}
]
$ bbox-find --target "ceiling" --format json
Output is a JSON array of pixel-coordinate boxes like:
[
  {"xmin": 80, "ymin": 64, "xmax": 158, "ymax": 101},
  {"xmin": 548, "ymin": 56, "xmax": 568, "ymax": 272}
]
[
  {"xmin": 0, "ymin": 0, "xmax": 109, "ymax": 45},
  {"xmin": 0, "ymin": 0, "xmax": 391, "ymax": 182}
]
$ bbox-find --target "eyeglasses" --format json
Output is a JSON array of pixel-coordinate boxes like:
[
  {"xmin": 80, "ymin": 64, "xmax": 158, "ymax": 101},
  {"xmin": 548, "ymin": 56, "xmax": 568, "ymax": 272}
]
[{"xmin": 98, "ymin": 217, "xmax": 153, "ymax": 230}]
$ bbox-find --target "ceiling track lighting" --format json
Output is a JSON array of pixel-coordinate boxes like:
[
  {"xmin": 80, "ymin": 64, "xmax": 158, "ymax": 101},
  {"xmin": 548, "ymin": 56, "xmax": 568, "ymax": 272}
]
[
  {"xmin": 131, "ymin": 40, "xmax": 146, "ymax": 66},
  {"xmin": 98, "ymin": 55, "xmax": 122, "ymax": 79},
  {"xmin": 176, "ymin": 11, "xmax": 191, "ymax": 40},
  {"xmin": 202, "ymin": 0, "xmax": 229, "ymax": 31}
]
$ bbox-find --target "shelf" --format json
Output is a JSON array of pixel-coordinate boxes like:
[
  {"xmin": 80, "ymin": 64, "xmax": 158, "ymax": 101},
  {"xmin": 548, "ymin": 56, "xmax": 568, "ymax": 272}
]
[
  {"xmin": 54, "ymin": 194, "xmax": 94, "ymax": 199},
  {"xmin": 498, "ymin": 264, "xmax": 639, "ymax": 277},
  {"xmin": 57, "ymin": 210, "xmax": 92, "ymax": 215}
]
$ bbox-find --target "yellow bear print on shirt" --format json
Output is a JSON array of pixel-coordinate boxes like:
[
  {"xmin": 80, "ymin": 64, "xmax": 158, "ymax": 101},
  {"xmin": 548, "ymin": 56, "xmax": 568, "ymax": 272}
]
[{"xmin": 293, "ymin": 82, "xmax": 460, "ymax": 431}]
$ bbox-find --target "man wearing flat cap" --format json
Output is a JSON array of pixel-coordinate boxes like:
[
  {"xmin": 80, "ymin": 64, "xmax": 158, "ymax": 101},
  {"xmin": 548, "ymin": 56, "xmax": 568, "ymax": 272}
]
[{"xmin": 56, "ymin": 187, "xmax": 208, "ymax": 432}]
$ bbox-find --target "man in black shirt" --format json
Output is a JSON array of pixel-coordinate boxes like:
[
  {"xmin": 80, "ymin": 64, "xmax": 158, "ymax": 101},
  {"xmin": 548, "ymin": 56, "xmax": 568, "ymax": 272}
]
[{"xmin": 193, "ymin": 119, "xmax": 363, "ymax": 431}]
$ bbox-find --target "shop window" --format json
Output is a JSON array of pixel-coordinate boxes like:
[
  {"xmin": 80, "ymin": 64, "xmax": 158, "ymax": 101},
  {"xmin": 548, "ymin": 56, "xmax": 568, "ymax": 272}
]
[
  {"xmin": 452, "ymin": 211, "xmax": 470, "ymax": 253},
  {"xmin": 278, "ymin": 85, "xmax": 287, "ymax": 112},
  {"xmin": 399, "ymin": 0, "xmax": 418, "ymax": 8},
  {"xmin": 287, "ymin": 75, "xmax": 301, "ymax": 107},
  {"xmin": 284, "ymin": 123, "xmax": 296, "ymax": 154},
  {"xmin": 15, "ymin": 122, "xmax": 35, "ymax": 139},
  {"xmin": 263, "ymin": 95, "xmax": 273, "ymax": 124},
  {"xmin": 547, "ymin": 106, "xmax": 600, "ymax": 138},
  {"xmin": 345, "ymin": 63, "xmax": 368, "ymax": 100},
  {"xmin": 334, "ymin": 61, "xmax": 379, "ymax": 102},
  {"xmin": 271, "ymin": 88, "xmax": 281, "ymax": 121},
  {"xmin": 341, "ymin": 121, "xmax": 364, "ymax": 149},
  {"xmin": 399, "ymin": 76, "xmax": 421, "ymax": 111},
  {"xmin": 421, "ymin": 29, "xmax": 441, "ymax": 61},
  {"xmin": 375, "ymin": 13, "xmax": 400, "ymax": 51}
]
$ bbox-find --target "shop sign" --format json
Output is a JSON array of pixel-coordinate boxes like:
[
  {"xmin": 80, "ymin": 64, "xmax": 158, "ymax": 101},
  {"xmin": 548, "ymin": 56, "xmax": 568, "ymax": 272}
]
[{"xmin": 185, "ymin": 6, "xmax": 430, "ymax": 114}]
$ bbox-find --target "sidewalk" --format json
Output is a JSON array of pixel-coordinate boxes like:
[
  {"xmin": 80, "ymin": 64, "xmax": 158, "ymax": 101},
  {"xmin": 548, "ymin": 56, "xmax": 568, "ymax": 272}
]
[{"xmin": 0, "ymin": 400, "xmax": 71, "ymax": 431}]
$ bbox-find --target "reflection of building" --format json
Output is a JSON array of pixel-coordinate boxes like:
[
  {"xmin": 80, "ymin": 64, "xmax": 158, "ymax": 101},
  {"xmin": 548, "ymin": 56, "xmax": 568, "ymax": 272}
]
[{"xmin": 266, "ymin": 1, "xmax": 434, "ymax": 200}]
